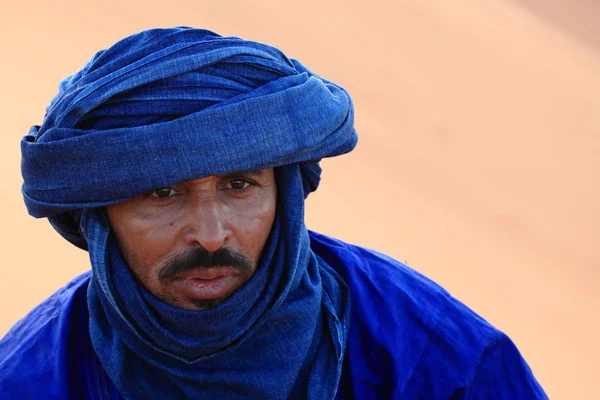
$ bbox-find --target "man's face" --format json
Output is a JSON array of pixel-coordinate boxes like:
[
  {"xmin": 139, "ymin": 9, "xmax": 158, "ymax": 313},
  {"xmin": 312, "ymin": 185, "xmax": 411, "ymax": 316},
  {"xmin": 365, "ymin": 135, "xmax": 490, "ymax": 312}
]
[{"xmin": 105, "ymin": 168, "xmax": 277, "ymax": 310}]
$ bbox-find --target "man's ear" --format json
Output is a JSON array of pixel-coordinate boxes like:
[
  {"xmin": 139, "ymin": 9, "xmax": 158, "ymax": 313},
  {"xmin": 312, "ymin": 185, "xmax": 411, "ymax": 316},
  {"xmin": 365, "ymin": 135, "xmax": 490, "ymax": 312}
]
[{"xmin": 48, "ymin": 209, "xmax": 88, "ymax": 251}]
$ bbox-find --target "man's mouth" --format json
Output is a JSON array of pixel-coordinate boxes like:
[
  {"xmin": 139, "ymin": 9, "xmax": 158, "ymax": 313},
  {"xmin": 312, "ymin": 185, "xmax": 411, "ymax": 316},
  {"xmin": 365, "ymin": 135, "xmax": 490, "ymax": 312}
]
[
  {"xmin": 171, "ymin": 267, "xmax": 242, "ymax": 301},
  {"xmin": 174, "ymin": 266, "xmax": 240, "ymax": 281}
]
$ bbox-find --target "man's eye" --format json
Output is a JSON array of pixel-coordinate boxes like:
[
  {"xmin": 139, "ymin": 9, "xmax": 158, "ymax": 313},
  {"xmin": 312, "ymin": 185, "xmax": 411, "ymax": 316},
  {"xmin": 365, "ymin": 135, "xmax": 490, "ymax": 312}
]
[
  {"xmin": 227, "ymin": 179, "xmax": 251, "ymax": 191},
  {"xmin": 152, "ymin": 188, "xmax": 175, "ymax": 199}
]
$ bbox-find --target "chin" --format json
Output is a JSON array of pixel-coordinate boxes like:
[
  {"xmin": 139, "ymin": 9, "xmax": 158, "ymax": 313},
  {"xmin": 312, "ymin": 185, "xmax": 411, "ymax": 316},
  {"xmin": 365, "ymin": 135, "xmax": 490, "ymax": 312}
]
[{"xmin": 190, "ymin": 297, "xmax": 227, "ymax": 310}]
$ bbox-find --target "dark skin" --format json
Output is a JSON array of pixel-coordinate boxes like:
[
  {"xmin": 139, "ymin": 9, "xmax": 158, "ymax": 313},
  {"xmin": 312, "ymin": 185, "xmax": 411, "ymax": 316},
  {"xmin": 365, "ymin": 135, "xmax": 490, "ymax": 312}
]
[{"xmin": 105, "ymin": 168, "xmax": 277, "ymax": 310}]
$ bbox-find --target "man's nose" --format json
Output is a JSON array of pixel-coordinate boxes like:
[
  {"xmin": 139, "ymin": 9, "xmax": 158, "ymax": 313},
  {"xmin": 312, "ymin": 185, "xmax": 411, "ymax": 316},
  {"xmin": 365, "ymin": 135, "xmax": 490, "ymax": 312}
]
[{"xmin": 182, "ymin": 199, "xmax": 232, "ymax": 253}]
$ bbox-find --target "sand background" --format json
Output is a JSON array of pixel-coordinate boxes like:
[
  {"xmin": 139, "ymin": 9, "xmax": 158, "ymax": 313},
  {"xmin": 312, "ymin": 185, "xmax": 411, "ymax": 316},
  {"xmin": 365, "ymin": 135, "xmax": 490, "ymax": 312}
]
[{"xmin": 1, "ymin": 1, "xmax": 598, "ymax": 397}]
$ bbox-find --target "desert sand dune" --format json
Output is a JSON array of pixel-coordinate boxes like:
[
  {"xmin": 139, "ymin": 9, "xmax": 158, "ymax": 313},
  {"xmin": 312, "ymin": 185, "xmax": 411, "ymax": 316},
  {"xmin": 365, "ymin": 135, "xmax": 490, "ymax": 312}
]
[
  {"xmin": 1, "ymin": 0, "xmax": 598, "ymax": 398},
  {"xmin": 511, "ymin": 0, "xmax": 600, "ymax": 53}
]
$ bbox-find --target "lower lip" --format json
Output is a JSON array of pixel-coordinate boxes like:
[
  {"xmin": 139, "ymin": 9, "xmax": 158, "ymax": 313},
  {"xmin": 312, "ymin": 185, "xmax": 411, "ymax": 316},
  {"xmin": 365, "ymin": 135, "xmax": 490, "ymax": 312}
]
[{"xmin": 171, "ymin": 275, "xmax": 239, "ymax": 300}]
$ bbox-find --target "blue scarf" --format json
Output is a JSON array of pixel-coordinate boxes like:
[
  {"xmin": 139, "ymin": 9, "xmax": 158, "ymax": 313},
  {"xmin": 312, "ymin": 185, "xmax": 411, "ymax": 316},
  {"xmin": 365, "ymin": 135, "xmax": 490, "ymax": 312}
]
[
  {"xmin": 83, "ymin": 165, "xmax": 350, "ymax": 399},
  {"xmin": 20, "ymin": 27, "xmax": 357, "ymax": 399}
]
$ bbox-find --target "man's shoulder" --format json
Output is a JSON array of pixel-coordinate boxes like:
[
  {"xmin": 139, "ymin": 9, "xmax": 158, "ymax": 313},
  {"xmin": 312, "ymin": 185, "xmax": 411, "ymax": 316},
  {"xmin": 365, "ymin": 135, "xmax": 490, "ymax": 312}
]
[
  {"xmin": 309, "ymin": 231, "xmax": 505, "ymax": 394},
  {"xmin": 1, "ymin": 271, "xmax": 92, "ymax": 346},
  {"xmin": 309, "ymin": 230, "xmax": 460, "ymax": 321},
  {"xmin": 309, "ymin": 229, "xmax": 496, "ymax": 330},
  {"xmin": 0, "ymin": 271, "xmax": 92, "ymax": 398}
]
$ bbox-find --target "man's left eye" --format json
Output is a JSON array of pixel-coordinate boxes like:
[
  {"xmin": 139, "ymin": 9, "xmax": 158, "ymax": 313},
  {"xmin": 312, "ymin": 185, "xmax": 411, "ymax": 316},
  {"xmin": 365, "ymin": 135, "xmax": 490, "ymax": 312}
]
[
  {"xmin": 227, "ymin": 179, "xmax": 251, "ymax": 191},
  {"xmin": 152, "ymin": 188, "xmax": 175, "ymax": 199}
]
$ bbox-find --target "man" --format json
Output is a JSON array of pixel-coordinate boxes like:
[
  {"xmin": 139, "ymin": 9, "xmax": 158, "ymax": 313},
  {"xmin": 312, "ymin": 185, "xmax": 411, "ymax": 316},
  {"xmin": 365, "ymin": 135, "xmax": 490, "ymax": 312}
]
[{"xmin": 1, "ymin": 27, "xmax": 547, "ymax": 399}]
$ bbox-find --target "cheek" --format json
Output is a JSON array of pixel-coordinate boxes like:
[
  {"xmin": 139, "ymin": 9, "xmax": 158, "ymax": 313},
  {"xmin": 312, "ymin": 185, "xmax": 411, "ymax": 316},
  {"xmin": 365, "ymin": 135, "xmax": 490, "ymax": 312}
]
[
  {"xmin": 110, "ymin": 209, "xmax": 181, "ymax": 277},
  {"xmin": 229, "ymin": 192, "xmax": 276, "ymax": 260}
]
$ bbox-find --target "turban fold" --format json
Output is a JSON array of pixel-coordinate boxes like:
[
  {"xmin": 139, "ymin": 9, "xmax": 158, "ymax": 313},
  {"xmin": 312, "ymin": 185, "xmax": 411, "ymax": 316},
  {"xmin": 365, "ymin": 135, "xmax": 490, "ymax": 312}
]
[
  {"xmin": 21, "ymin": 27, "xmax": 356, "ymax": 218},
  {"xmin": 20, "ymin": 27, "xmax": 356, "ymax": 399}
]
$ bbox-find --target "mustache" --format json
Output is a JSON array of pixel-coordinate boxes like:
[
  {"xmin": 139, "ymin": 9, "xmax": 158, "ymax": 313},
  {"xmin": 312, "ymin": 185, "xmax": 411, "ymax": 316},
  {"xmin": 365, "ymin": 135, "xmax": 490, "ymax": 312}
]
[{"xmin": 158, "ymin": 247, "xmax": 253, "ymax": 282}]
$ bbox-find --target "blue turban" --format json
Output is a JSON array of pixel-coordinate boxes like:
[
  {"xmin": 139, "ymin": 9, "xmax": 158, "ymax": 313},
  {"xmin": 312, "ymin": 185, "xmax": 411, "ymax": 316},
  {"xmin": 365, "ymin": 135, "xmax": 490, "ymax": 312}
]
[{"xmin": 21, "ymin": 27, "xmax": 357, "ymax": 399}]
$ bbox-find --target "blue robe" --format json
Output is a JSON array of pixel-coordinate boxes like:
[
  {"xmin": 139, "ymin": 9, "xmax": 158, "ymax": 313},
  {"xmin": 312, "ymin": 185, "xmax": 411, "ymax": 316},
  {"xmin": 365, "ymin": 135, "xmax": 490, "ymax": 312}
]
[{"xmin": 0, "ymin": 231, "xmax": 547, "ymax": 399}]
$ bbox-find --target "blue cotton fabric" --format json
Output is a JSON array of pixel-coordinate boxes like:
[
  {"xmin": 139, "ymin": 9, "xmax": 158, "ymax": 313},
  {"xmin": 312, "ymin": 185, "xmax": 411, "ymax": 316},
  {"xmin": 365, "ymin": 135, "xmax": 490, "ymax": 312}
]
[{"xmin": 0, "ymin": 232, "xmax": 548, "ymax": 399}]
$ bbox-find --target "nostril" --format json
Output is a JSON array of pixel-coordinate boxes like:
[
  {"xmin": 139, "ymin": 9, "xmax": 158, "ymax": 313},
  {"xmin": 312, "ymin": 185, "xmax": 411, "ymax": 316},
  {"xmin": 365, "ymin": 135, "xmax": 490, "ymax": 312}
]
[{"xmin": 182, "ymin": 225, "xmax": 233, "ymax": 253}]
